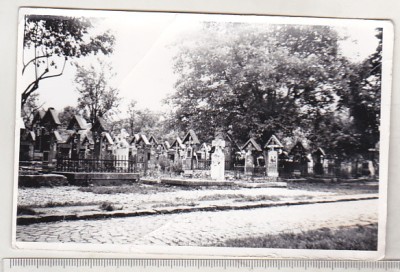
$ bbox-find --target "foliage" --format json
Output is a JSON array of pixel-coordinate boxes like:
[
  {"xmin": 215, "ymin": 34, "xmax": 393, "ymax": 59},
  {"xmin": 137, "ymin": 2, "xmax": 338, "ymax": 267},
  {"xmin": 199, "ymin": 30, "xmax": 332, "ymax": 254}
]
[
  {"xmin": 128, "ymin": 109, "xmax": 160, "ymax": 135},
  {"xmin": 99, "ymin": 201, "xmax": 117, "ymax": 211},
  {"xmin": 169, "ymin": 23, "xmax": 382, "ymax": 158},
  {"xmin": 79, "ymin": 184, "xmax": 174, "ymax": 194},
  {"xmin": 170, "ymin": 23, "xmax": 345, "ymax": 143},
  {"xmin": 126, "ymin": 100, "xmax": 138, "ymax": 135},
  {"xmin": 335, "ymin": 28, "xmax": 383, "ymax": 156},
  {"xmin": 21, "ymin": 92, "xmax": 43, "ymax": 127},
  {"xmin": 114, "ymin": 101, "xmax": 180, "ymax": 144},
  {"xmin": 17, "ymin": 205, "xmax": 37, "ymax": 215},
  {"xmin": 58, "ymin": 105, "xmax": 80, "ymax": 128},
  {"xmin": 158, "ymin": 155, "xmax": 171, "ymax": 171},
  {"xmin": 30, "ymin": 200, "xmax": 101, "ymax": 208},
  {"xmin": 74, "ymin": 61, "xmax": 121, "ymax": 124},
  {"xmin": 21, "ymin": 14, "xmax": 115, "ymax": 108},
  {"xmin": 213, "ymin": 224, "xmax": 377, "ymax": 250},
  {"xmin": 198, "ymin": 193, "xmax": 281, "ymax": 202},
  {"xmin": 287, "ymin": 179, "xmax": 378, "ymax": 194},
  {"xmin": 171, "ymin": 161, "xmax": 183, "ymax": 174}
]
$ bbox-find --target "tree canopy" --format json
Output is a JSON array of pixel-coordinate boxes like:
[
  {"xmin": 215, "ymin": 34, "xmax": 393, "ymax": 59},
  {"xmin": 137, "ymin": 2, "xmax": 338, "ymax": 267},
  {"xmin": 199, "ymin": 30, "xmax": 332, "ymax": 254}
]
[
  {"xmin": 169, "ymin": 23, "xmax": 382, "ymax": 158},
  {"xmin": 21, "ymin": 92, "xmax": 42, "ymax": 127},
  {"xmin": 21, "ymin": 14, "xmax": 115, "ymax": 108},
  {"xmin": 58, "ymin": 105, "xmax": 80, "ymax": 128},
  {"xmin": 112, "ymin": 101, "xmax": 178, "ymax": 144},
  {"xmin": 74, "ymin": 61, "xmax": 121, "ymax": 124}
]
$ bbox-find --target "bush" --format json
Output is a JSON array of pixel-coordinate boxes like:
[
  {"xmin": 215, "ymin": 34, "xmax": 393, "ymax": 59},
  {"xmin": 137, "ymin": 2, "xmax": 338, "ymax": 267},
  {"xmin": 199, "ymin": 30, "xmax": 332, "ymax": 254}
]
[
  {"xmin": 40, "ymin": 201, "xmax": 100, "ymax": 208},
  {"xmin": 158, "ymin": 156, "xmax": 171, "ymax": 171},
  {"xmin": 17, "ymin": 206, "xmax": 37, "ymax": 215},
  {"xmin": 99, "ymin": 202, "xmax": 116, "ymax": 211},
  {"xmin": 171, "ymin": 161, "xmax": 183, "ymax": 174}
]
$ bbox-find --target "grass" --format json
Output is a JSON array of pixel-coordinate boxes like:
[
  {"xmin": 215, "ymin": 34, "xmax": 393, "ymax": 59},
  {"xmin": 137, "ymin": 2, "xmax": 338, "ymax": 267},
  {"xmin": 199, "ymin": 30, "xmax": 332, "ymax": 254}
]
[
  {"xmin": 78, "ymin": 183, "xmax": 241, "ymax": 195},
  {"xmin": 33, "ymin": 201, "xmax": 102, "ymax": 208},
  {"xmin": 213, "ymin": 224, "xmax": 377, "ymax": 250},
  {"xmin": 288, "ymin": 180, "xmax": 379, "ymax": 195},
  {"xmin": 152, "ymin": 201, "xmax": 197, "ymax": 208},
  {"xmin": 293, "ymin": 195, "xmax": 314, "ymax": 201},
  {"xmin": 199, "ymin": 193, "xmax": 281, "ymax": 202},
  {"xmin": 17, "ymin": 206, "xmax": 38, "ymax": 215},
  {"xmin": 78, "ymin": 184, "xmax": 174, "ymax": 195},
  {"xmin": 235, "ymin": 195, "xmax": 281, "ymax": 202}
]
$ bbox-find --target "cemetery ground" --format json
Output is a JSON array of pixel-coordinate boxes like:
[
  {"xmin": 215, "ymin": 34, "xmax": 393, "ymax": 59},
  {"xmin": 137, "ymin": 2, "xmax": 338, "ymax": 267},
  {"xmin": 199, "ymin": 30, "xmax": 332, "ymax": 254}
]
[{"xmin": 16, "ymin": 177, "xmax": 379, "ymax": 250}]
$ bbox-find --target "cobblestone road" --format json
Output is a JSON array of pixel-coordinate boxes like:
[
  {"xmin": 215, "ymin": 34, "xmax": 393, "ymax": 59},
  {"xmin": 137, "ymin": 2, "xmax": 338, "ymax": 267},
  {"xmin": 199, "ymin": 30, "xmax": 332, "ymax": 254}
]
[{"xmin": 16, "ymin": 199, "xmax": 378, "ymax": 246}]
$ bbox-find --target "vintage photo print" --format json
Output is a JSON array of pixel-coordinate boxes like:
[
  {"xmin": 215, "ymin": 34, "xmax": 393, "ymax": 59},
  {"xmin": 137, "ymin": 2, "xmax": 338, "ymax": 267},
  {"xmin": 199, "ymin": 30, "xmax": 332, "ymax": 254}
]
[{"xmin": 13, "ymin": 8, "xmax": 393, "ymax": 259}]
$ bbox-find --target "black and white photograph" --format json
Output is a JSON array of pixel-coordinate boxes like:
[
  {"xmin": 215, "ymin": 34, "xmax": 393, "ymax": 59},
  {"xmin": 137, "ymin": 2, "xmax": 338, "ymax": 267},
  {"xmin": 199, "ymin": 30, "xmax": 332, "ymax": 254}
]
[{"xmin": 13, "ymin": 8, "xmax": 393, "ymax": 258}]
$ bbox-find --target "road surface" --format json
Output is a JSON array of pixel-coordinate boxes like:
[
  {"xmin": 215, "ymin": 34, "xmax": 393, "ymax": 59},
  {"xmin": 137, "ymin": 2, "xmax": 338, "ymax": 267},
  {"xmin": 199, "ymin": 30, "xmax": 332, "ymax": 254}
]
[{"xmin": 16, "ymin": 199, "xmax": 378, "ymax": 246}]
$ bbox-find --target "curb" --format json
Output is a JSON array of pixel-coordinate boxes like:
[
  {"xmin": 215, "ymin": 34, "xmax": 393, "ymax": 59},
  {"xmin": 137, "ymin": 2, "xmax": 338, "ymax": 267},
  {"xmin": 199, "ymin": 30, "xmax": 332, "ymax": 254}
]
[{"xmin": 17, "ymin": 195, "xmax": 378, "ymax": 226}]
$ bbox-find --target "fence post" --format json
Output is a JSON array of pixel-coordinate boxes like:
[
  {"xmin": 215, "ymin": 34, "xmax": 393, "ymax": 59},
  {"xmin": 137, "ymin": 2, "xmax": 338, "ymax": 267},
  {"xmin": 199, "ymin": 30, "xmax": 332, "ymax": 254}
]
[{"xmin": 144, "ymin": 149, "xmax": 148, "ymax": 176}]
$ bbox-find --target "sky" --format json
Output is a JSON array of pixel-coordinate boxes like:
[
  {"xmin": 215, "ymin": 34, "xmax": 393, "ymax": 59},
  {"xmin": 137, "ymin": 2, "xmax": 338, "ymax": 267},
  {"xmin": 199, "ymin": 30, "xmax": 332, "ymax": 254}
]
[{"xmin": 17, "ymin": 9, "xmax": 381, "ymax": 120}]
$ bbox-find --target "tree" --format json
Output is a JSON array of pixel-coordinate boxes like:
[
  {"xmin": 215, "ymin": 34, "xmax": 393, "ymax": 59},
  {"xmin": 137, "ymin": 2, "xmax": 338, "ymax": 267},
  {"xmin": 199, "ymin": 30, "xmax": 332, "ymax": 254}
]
[
  {"xmin": 74, "ymin": 61, "xmax": 121, "ymax": 124},
  {"xmin": 21, "ymin": 14, "xmax": 115, "ymax": 108},
  {"xmin": 125, "ymin": 108, "xmax": 160, "ymax": 135},
  {"xmin": 335, "ymin": 28, "xmax": 383, "ymax": 156},
  {"xmin": 58, "ymin": 105, "xmax": 80, "ymax": 128},
  {"xmin": 169, "ymin": 23, "xmax": 349, "ymax": 146},
  {"xmin": 126, "ymin": 100, "xmax": 137, "ymax": 135},
  {"xmin": 119, "ymin": 103, "xmax": 178, "ymax": 143},
  {"xmin": 21, "ymin": 92, "xmax": 43, "ymax": 127}
]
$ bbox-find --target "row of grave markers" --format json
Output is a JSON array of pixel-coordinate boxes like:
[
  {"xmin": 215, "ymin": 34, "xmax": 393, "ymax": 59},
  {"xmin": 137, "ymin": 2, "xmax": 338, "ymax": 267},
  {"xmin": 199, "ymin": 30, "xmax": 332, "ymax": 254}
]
[
  {"xmin": 19, "ymin": 108, "xmax": 377, "ymax": 179},
  {"xmin": 210, "ymin": 134, "xmax": 283, "ymax": 181}
]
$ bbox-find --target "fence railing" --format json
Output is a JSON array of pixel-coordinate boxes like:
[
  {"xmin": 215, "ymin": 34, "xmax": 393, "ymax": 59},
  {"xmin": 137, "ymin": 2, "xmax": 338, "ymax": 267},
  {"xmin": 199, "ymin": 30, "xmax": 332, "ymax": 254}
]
[
  {"xmin": 234, "ymin": 165, "xmax": 266, "ymax": 178},
  {"xmin": 195, "ymin": 159, "xmax": 212, "ymax": 170},
  {"xmin": 56, "ymin": 157, "xmax": 145, "ymax": 173},
  {"xmin": 19, "ymin": 160, "xmax": 43, "ymax": 173},
  {"xmin": 19, "ymin": 160, "xmax": 43, "ymax": 167},
  {"xmin": 24, "ymin": 156, "xmax": 374, "ymax": 179}
]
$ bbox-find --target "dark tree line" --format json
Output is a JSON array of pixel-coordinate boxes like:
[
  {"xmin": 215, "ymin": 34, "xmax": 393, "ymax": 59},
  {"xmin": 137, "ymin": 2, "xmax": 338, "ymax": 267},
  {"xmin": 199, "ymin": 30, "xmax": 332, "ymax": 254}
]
[{"xmin": 168, "ymin": 23, "xmax": 383, "ymax": 158}]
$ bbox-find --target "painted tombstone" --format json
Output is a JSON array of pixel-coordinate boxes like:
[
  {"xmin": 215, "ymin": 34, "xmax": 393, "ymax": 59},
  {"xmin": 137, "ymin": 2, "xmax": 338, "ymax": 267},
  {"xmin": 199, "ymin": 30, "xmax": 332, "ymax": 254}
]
[
  {"xmin": 170, "ymin": 137, "xmax": 184, "ymax": 164},
  {"xmin": 148, "ymin": 135, "xmax": 160, "ymax": 168},
  {"xmin": 113, "ymin": 129, "xmax": 130, "ymax": 170},
  {"xmin": 244, "ymin": 148, "xmax": 254, "ymax": 175},
  {"xmin": 69, "ymin": 132, "xmax": 81, "ymax": 160},
  {"xmin": 19, "ymin": 128, "xmax": 35, "ymax": 161},
  {"xmin": 129, "ymin": 134, "xmax": 140, "ymax": 160},
  {"xmin": 289, "ymin": 142, "xmax": 309, "ymax": 176},
  {"xmin": 40, "ymin": 108, "xmax": 61, "ymax": 165},
  {"xmin": 136, "ymin": 134, "xmax": 151, "ymax": 171},
  {"xmin": 91, "ymin": 117, "xmax": 109, "ymax": 159},
  {"xmin": 267, "ymin": 150, "xmax": 279, "ymax": 177},
  {"xmin": 242, "ymin": 138, "xmax": 262, "ymax": 176},
  {"xmin": 181, "ymin": 130, "xmax": 201, "ymax": 170},
  {"xmin": 264, "ymin": 135, "xmax": 283, "ymax": 177},
  {"xmin": 211, "ymin": 138, "xmax": 225, "ymax": 181},
  {"xmin": 312, "ymin": 148, "xmax": 326, "ymax": 175}
]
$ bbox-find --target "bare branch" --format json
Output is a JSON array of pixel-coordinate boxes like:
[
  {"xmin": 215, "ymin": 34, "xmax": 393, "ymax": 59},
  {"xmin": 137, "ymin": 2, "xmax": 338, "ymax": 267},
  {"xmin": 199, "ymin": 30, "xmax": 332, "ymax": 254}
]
[
  {"xmin": 40, "ymin": 58, "xmax": 67, "ymax": 81},
  {"xmin": 22, "ymin": 55, "xmax": 49, "ymax": 75},
  {"xmin": 22, "ymin": 68, "xmax": 48, "ymax": 96}
]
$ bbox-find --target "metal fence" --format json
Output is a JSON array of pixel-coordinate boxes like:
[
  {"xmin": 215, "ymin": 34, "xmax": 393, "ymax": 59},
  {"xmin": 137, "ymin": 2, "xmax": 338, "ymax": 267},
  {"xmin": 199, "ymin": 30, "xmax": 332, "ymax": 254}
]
[
  {"xmin": 56, "ymin": 157, "xmax": 145, "ymax": 173},
  {"xmin": 193, "ymin": 160, "xmax": 236, "ymax": 171},
  {"xmin": 19, "ymin": 160, "xmax": 43, "ymax": 173},
  {"xmin": 195, "ymin": 159, "xmax": 212, "ymax": 170},
  {"xmin": 233, "ymin": 165, "xmax": 266, "ymax": 178}
]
